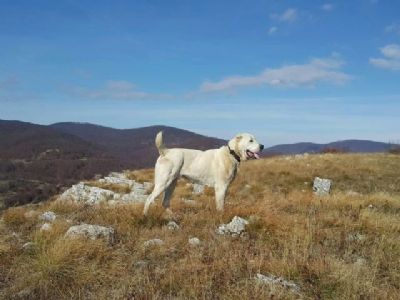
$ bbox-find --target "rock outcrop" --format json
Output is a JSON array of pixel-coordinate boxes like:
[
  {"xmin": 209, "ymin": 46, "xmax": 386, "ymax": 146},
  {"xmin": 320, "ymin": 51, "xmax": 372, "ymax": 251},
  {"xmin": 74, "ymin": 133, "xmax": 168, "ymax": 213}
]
[{"xmin": 58, "ymin": 172, "xmax": 151, "ymax": 205}]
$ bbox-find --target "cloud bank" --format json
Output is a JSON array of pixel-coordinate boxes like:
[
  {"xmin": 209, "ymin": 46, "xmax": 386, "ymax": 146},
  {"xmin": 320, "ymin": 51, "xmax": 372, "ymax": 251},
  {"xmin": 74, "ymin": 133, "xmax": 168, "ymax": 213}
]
[{"xmin": 200, "ymin": 57, "xmax": 352, "ymax": 93}]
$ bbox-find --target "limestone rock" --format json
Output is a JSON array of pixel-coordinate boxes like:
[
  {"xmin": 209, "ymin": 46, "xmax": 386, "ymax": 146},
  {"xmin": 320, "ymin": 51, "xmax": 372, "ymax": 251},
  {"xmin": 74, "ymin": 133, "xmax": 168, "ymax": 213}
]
[
  {"xmin": 188, "ymin": 237, "xmax": 201, "ymax": 246},
  {"xmin": 65, "ymin": 224, "xmax": 115, "ymax": 244},
  {"xmin": 255, "ymin": 273, "xmax": 300, "ymax": 294},
  {"xmin": 216, "ymin": 216, "xmax": 249, "ymax": 236},
  {"xmin": 59, "ymin": 182, "xmax": 115, "ymax": 204},
  {"xmin": 166, "ymin": 221, "xmax": 180, "ymax": 231},
  {"xmin": 143, "ymin": 238, "xmax": 164, "ymax": 247},
  {"xmin": 39, "ymin": 211, "xmax": 56, "ymax": 222},
  {"xmin": 313, "ymin": 177, "xmax": 332, "ymax": 196},
  {"xmin": 40, "ymin": 223, "xmax": 52, "ymax": 231}
]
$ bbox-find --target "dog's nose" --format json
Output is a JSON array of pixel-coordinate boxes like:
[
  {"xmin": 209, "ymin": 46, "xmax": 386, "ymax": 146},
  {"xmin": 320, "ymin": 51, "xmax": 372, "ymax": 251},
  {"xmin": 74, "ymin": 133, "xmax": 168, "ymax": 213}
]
[{"xmin": 260, "ymin": 144, "xmax": 264, "ymax": 150}]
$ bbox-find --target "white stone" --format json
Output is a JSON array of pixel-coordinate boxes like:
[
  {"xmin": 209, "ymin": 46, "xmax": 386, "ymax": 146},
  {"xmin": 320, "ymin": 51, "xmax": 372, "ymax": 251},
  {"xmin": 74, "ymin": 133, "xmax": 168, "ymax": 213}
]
[
  {"xmin": 58, "ymin": 182, "xmax": 115, "ymax": 204},
  {"xmin": 166, "ymin": 221, "xmax": 180, "ymax": 231},
  {"xmin": 65, "ymin": 224, "xmax": 115, "ymax": 244},
  {"xmin": 40, "ymin": 223, "xmax": 52, "ymax": 231},
  {"xmin": 255, "ymin": 273, "xmax": 300, "ymax": 294},
  {"xmin": 188, "ymin": 237, "xmax": 201, "ymax": 246},
  {"xmin": 346, "ymin": 232, "xmax": 366, "ymax": 242},
  {"xmin": 22, "ymin": 242, "xmax": 36, "ymax": 252},
  {"xmin": 368, "ymin": 204, "xmax": 374, "ymax": 209},
  {"xmin": 313, "ymin": 177, "xmax": 332, "ymax": 196},
  {"xmin": 39, "ymin": 211, "xmax": 56, "ymax": 222},
  {"xmin": 143, "ymin": 238, "xmax": 164, "ymax": 247},
  {"xmin": 216, "ymin": 216, "xmax": 249, "ymax": 236}
]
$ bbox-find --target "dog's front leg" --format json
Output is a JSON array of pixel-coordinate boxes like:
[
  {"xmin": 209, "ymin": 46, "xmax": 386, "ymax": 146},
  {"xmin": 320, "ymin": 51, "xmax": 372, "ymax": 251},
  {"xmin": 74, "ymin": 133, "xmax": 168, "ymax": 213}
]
[{"xmin": 214, "ymin": 183, "xmax": 229, "ymax": 211}]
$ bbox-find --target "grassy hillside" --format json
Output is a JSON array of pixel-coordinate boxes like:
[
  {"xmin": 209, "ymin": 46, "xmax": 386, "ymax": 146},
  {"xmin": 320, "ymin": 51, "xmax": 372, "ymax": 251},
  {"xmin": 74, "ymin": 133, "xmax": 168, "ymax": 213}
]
[{"xmin": 1, "ymin": 153, "xmax": 399, "ymax": 299}]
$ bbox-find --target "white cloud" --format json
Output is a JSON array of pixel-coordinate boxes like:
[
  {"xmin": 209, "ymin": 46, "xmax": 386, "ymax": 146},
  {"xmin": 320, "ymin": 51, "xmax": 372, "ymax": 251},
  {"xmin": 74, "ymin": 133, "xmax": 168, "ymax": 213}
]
[
  {"xmin": 369, "ymin": 44, "xmax": 400, "ymax": 71},
  {"xmin": 268, "ymin": 26, "xmax": 278, "ymax": 35},
  {"xmin": 321, "ymin": 3, "xmax": 334, "ymax": 11},
  {"xmin": 67, "ymin": 80, "xmax": 171, "ymax": 100},
  {"xmin": 271, "ymin": 8, "xmax": 297, "ymax": 23},
  {"xmin": 200, "ymin": 56, "xmax": 352, "ymax": 93}
]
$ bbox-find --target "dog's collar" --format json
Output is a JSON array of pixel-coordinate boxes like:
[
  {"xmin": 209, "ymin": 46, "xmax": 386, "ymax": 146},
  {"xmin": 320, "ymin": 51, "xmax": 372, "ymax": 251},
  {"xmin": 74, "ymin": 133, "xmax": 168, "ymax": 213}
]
[{"xmin": 228, "ymin": 146, "xmax": 241, "ymax": 163}]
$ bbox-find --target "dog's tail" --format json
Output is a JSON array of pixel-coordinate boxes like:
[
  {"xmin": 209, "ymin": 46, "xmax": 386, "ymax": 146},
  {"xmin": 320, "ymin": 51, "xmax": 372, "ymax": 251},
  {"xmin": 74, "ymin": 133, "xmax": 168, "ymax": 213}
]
[{"xmin": 155, "ymin": 131, "xmax": 167, "ymax": 156}]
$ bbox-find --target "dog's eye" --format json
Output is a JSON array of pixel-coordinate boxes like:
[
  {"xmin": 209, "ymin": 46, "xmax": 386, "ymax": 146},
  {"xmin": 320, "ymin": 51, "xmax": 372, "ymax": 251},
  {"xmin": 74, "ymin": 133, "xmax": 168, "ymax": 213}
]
[{"xmin": 249, "ymin": 139, "xmax": 253, "ymax": 142}]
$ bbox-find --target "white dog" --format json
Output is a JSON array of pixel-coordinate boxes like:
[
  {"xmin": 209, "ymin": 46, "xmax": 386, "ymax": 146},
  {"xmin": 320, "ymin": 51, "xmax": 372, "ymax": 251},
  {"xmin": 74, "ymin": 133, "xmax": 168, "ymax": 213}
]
[{"xmin": 143, "ymin": 131, "xmax": 264, "ymax": 215}]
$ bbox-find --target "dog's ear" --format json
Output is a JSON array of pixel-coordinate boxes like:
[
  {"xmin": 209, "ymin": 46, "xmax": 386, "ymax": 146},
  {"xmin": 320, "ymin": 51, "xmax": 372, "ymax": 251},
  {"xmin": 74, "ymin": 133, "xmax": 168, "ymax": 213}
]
[{"xmin": 228, "ymin": 134, "xmax": 242, "ymax": 154}]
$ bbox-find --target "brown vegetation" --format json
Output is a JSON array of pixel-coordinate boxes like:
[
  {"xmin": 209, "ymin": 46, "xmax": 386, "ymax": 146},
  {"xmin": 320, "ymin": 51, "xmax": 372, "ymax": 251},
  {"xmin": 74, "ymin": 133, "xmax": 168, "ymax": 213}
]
[{"xmin": 0, "ymin": 153, "xmax": 399, "ymax": 299}]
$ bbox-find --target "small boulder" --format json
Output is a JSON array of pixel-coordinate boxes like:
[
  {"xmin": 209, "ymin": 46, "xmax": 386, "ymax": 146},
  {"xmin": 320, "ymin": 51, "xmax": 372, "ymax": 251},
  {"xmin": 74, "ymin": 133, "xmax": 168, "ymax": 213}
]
[
  {"xmin": 313, "ymin": 177, "xmax": 332, "ymax": 196},
  {"xmin": 40, "ymin": 223, "xmax": 52, "ymax": 231},
  {"xmin": 22, "ymin": 242, "xmax": 36, "ymax": 253},
  {"xmin": 255, "ymin": 273, "xmax": 300, "ymax": 294},
  {"xmin": 39, "ymin": 211, "xmax": 56, "ymax": 222},
  {"xmin": 166, "ymin": 221, "xmax": 180, "ymax": 231},
  {"xmin": 65, "ymin": 224, "xmax": 115, "ymax": 244},
  {"xmin": 143, "ymin": 238, "xmax": 164, "ymax": 247},
  {"xmin": 188, "ymin": 237, "xmax": 201, "ymax": 246},
  {"xmin": 216, "ymin": 216, "xmax": 249, "ymax": 236}
]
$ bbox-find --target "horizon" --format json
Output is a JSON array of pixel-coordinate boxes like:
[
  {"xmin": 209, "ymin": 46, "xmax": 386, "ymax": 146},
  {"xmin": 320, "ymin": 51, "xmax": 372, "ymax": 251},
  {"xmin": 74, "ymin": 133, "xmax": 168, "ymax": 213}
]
[
  {"xmin": 2, "ymin": 118, "xmax": 399, "ymax": 147},
  {"xmin": 1, "ymin": 1, "xmax": 400, "ymax": 145}
]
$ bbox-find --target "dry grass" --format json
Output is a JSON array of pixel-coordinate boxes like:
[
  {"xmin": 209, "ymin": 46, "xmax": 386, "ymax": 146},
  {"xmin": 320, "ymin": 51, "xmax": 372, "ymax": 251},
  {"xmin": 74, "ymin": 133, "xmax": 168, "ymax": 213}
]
[{"xmin": 0, "ymin": 153, "xmax": 399, "ymax": 299}]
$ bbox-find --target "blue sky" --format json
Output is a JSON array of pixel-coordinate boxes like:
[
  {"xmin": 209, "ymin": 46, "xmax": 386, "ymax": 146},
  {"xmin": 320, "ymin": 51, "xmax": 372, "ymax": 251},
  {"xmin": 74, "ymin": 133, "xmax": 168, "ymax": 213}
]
[{"xmin": 1, "ymin": 0, "xmax": 399, "ymax": 146}]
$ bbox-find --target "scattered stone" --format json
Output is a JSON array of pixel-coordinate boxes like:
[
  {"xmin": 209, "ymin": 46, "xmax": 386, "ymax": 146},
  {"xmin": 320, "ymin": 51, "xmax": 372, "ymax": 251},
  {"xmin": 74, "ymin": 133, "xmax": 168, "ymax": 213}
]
[
  {"xmin": 22, "ymin": 242, "xmax": 36, "ymax": 252},
  {"xmin": 216, "ymin": 216, "xmax": 249, "ymax": 236},
  {"xmin": 313, "ymin": 177, "xmax": 332, "ymax": 196},
  {"xmin": 40, "ymin": 223, "xmax": 52, "ymax": 231},
  {"xmin": 346, "ymin": 232, "xmax": 366, "ymax": 242},
  {"xmin": 166, "ymin": 221, "xmax": 180, "ymax": 231},
  {"xmin": 143, "ymin": 238, "xmax": 164, "ymax": 247},
  {"xmin": 255, "ymin": 273, "xmax": 300, "ymax": 294},
  {"xmin": 39, "ymin": 211, "xmax": 56, "ymax": 222},
  {"xmin": 193, "ymin": 183, "xmax": 205, "ymax": 195},
  {"xmin": 65, "ymin": 224, "xmax": 115, "ymax": 244},
  {"xmin": 354, "ymin": 257, "xmax": 367, "ymax": 267},
  {"xmin": 188, "ymin": 237, "xmax": 201, "ymax": 246}
]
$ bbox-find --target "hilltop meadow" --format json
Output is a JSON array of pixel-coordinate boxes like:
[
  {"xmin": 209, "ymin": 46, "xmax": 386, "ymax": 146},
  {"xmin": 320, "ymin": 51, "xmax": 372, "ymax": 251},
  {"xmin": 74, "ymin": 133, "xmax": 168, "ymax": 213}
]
[{"xmin": 1, "ymin": 153, "xmax": 399, "ymax": 299}]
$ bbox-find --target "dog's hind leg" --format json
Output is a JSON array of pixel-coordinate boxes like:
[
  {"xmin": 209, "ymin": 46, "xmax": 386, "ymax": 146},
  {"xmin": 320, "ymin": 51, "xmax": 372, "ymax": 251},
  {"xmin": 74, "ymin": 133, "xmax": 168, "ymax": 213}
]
[
  {"xmin": 162, "ymin": 178, "xmax": 178, "ymax": 209},
  {"xmin": 143, "ymin": 156, "xmax": 182, "ymax": 215}
]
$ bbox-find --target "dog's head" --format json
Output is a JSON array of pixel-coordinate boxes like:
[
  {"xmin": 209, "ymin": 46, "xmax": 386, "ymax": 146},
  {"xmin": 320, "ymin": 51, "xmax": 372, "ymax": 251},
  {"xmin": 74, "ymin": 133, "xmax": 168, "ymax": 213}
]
[{"xmin": 228, "ymin": 133, "xmax": 264, "ymax": 161}]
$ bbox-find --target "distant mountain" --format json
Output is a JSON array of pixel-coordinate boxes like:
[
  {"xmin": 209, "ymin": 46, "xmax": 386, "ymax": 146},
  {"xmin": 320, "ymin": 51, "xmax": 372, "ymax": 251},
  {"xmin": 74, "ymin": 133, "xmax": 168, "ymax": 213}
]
[
  {"xmin": 265, "ymin": 139, "xmax": 393, "ymax": 155},
  {"xmin": 50, "ymin": 122, "xmax": 226, "ymax": 167}
]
